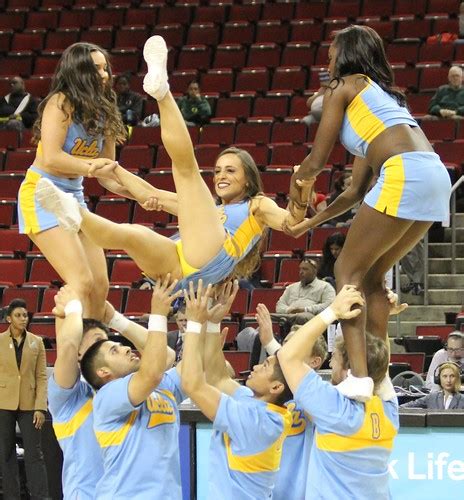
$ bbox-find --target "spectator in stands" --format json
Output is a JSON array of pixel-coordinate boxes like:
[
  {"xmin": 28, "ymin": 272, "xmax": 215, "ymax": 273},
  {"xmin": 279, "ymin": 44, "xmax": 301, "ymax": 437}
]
[
  {"xmin": 424, "ymin": 66, "xmax": 464, "ymax": 120},
  {"xmin": 0, "ymin": 76, "xmax": 38, "ymax": 131},
  {"xmin": 114, "ymin": 74, "xmax": 144, "ymax": 127},
  {"xmin": 180, "ymin": 280, "xmax": 293, "ymax": 499},
  {"xmin": 0, "ymin": 299, "xmax": 49, "ymax": 500},
  {"xmin": 167, "ymin": 303, "xmax": 187, "ymax": 363},
  {"xmin": 19, "ymin": 42, "xmax": 131, "ymax": 321},
  {"xmin": 277, "ymin": 285, "xmax": 398, "ymax": 500},
  {"xmin": 79, "ymin": 276, "xmax": 184, "ymax": 499},
  {"xmin": 302, "ymin": 69, "xmax": 330, "ymax": 127},
  {"xmin": 254, "ymin": 302, "xmax": 327, "ymax": 500},
  {"xmin": 401, "ymin": 361, "xmax": 464, "ymax": 409},
  {"xmin": 273, "ymin": 257, "xmax": 336, "ymax": 327},
  {"xmin": 400, "ymin": 239, "xmax": 425, "ymax": 296},
  {"xmin": 425, "ymin": 331, "xmax": 464, "ymax": 391},
  {"xmin": 177, "ymin": 80, "xmax": 211, "ymax": 127},
  {"xmin": 317, "ymin": 232, "xmax": 346, "ymax": 288}
]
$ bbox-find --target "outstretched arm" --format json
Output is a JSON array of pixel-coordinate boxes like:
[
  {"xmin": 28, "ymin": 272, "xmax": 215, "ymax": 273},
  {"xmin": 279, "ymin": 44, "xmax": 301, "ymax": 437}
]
[
  {"xmin": 277, "ymin": 285, "xmax": 364, "ymax": 393},
  {"xmin": 103, "ymin": 301, "xmax": 176, "ymax": 369},
  {"xmin": 203, "ymin": 281, "xmax": 241, "ymax": 396},
  {"xmin": 127, "ymin": 276, "xmax": 182, "ymax": 406},
  {"xmin": 181, "ymin": 281, "xmax": 223, "ymax": 421},
  {"xmin": 52, "ymin": 286, "xmax": 84, "ymax": 389}
]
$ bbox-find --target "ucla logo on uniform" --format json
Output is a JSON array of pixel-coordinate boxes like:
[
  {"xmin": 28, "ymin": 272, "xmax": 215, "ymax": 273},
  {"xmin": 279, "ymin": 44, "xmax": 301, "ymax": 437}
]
[
  {"xmin": 286, "ymin": 402, "xmax": 307, "ymax": 436},
  {"xmin": 71, "ymin": 138, "xmax": 99, "ymax": 158},
  {"xmin": 146, "ymin": 391, "xmax": 176, "ymax": 429}
]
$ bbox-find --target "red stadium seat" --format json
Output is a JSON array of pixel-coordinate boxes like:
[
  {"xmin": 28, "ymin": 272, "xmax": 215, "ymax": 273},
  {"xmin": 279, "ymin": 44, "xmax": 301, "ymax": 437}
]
[
  {"xmin": 393, "ymin": 66, "xmax": 419, "ymax": 92},
  {"xmin": 131, "ymin": 204, "xmax": 170, "ymax": 227},
  {"xmin": 0, "ymin": 229, "xmax": 30, "ymax": 253},
  {"xmin": 421, "ymin": 120, "xmax": 456, "ymax": 141},
  {"xmin": 260, "ymin": 256, "xmax": 277, "ymax": 283},
  {"xmin": 125, "ymin": 288, "xmax": 152, "ymax": 314},
  {"xmin": 45, "ymin": 349, "xmax": 57, "ymax": 366},
  {"xmin": 362, "ymin": 0, "xmax": 394, "ymax": 16},
  {"xmin": 5, "ymin": 149, "xmax": 35, "ymax": 172},
  {"xmin": 0, "ymin": 172, "xmax": 23, "ymax": 197},
  {"xmin": 194, "ymin": 144, "xmax": 221, "ymax": 167},
  {"xmin": 199, "ymin": 122, "xmax": 236, "ymax": 146},
  {"xmin": 187, "ymin": 22, "xmax": 220, "ymax": 46},
  {"xmin": 28, "ymin": 322, "xmax": 56, "ymax": 341},
  {"xmin": 11, "ymin": 31, "xmax": 45, "ymax": 52},
  {"xmin": 170, "ymin": 69, "xmax": 198, "ymax": 94},
  {"xmin": 390, "ymin": 353, "xmax": 425, "ymax": 374},
  {"xmin": 396, "ymin": 18, "xmax": 432, "ymax": 40},
  {"xmin": 234, "ymin": 144, "xmax": 270, "ymax": 169},
  {"xmin": 235, "ymin": 120, "xmax": 272, "ymax": 145},
  {"xmin": 269, "ymin": 143, "xmax": 308, "ymax": 166},
  {"xmin": 119, "ymin": 146, "xmax": 154, "ymax": 170},
  {"xmin": 80, "ymin": 27, "xmax": 114, "ymax": 50},
  {"xmin": 0, "ymin": 199, "xmax": 16, "ymax": 227},
  {"xmin": 252, "ymin": 95, "xmax": 289, "ymax": 120},
  {"xmin": 221, "ymin": 21, "xmax": 255, "ymax": 45},
  {"xmin": 328, "ymin": 1, "xmax": 360, "ymax": 18},
  {"xmin": 200, "ymin": 68, "xmax": 234, "ymax": 95},
  {"xmin": 433, "ymin": 140, "xmax": 464, "ymax": 166},
  {"xmin": 111, "ymin": 260, "xmax": 142, "ymax": 285},
  {"xmin": 386, "ymin": 40, "xmax": 419, "ymax": 65},
  {"xmin": 223, "ymin": 351, "xmax": 251, "ymax": 375},
  {"xmin": 213, "ymin": 44, "xmax": 247, "ymax": 70},
  {"xmin": 295, "ymin": 2, "xmax": 327, "ymax": 20},
  {"xmin": 40, "ymin": 288, "xmax": 58, "ymax": 312},
  {"xmin": 268, "ymin": 230, "xmax": 308, "ymax": 253},
  {"xmin": 395, "ymin": 0, "xmax": 427, "ymax": 16},
  {"xmin": 235, "ymin": 68, "xmax": 270, "ymax": 93},
  {"xmin": 418, "ymin": 43, "xmax": 454, "ymax": 64},
  {"xmin": 59, "ymin": 8, "xmax": 93, "ymax": 29},
  {"xmin": 280, "ymin": 41, "xmax": 318, "ymax": 67},
  {"xmin": 229, "ymin": 4, "xmax": 261, "ymax": 23},
  {"xmin": 27, "ymin": 258, "xmax": 61, "ymax": 284},
  {"xmin": 255, "ymin": 20, "xmax": 289, "ymax": 45},
  {"xmin": 309, "ymin": 227, "xmax": 349, "ymax": 253},
  {"xmin": 260, "ymin": 168, "xmax": 292, "ymax": 194},
  {"xmin": 415, "ymin": 324, "xmax": 455, "ymax": 342},
  {"xmin": 215, "ymin": 94, "xmax": 253, "ymax": 120},
  {"xmin": 1, "ymin": 287, "xmax": 40, "ymax": 311},
  {"xmin": 93, "ymin": 7, "xmax": 126, "ymax": 28},
  {"xmin": 177, "ymin": 44, "xmax": 212, "ymax": 71},
  {"xmin": 427, "ymin": 0, "xmax": 460, "ymax": 15},
  {"xmin": 157, "ymin": 5, "xmax": 194, "ymax": 25},
  {"xmin": 290, "ymin": 20, "xmax": 324, "ymax": 44},
  {"xmin": 271, "ymin": 121, "xmax": 307, "ymax": 145},
  {"xmin": 247, "ymin": 43, "xmax": 281, "ymax": 69},
  {"xmin": 278, "ymin": 258, "xmax": 302, "ymax": 283},
  {"xmin": 94, "ymin": 198, "xmax": 132, "ymax": 224},
  {"xmin": 0, "ymin": 259, "xmax": 26, "ymax": 286},
  {"xmin": 194, "ymin": 5, "xmax": 227, "ymax": 24},
  {"xmin": 114, "ymin": 26, "xmax": 149, "ymax": 50},
  {"xmin": 125, "ymin": 7, "xmax": 158, "ymax": 26},
  {"xmin": 110, "ymin": 49, "xmax": 140, "ymax": 74},
  {"xmin": 248, "ymin": 288, "xmax": 282, "ymax": 313},
  {"xmin": 271, "ymin": 66, "xmax": 307, "ymax": 92},
  {"xmin": 0, "ymin": 11, "xmax": 26, "ymax": 31}
]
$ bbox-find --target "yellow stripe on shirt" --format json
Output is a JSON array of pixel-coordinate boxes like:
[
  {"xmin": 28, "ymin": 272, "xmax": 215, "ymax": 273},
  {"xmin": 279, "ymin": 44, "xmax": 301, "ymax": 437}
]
[
  {"xmin": 315, "ymin": 397, "xmax": 397, "ymax": 453},
  {"xmin": 53, "ymin": 398, "xmax": 93, "ymax": 440},
  {"xmin": 346, "ymin": 84, "xmax": 386, "ymax": 147},
  {"xmin": 374, "ymin": 154, "xmax": 406, "ymax": 217},
  {"xmin": 223, "ymin": 213, "xmax": 263, "ymax": 258},
  {"xmin": 224, "ymin": 405, "xmax": 292, "ymax": 473},
  {"xmin": 95, "ymin": 410, "xmax": 138, "ymax": 448}
]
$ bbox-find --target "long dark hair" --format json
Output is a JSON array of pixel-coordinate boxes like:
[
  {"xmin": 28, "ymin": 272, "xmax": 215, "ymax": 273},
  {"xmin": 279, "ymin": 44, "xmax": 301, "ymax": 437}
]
[
  {"xmin": 317, "ymin": 232, "xmax": 346, "ymax": 279},
  {"xmin": 332, "ymin": 25, "xmax": 406, "ymax": 107},
  {"xmin": 33, "ymin": 42, "xmax": 126, "ymax": 144}
]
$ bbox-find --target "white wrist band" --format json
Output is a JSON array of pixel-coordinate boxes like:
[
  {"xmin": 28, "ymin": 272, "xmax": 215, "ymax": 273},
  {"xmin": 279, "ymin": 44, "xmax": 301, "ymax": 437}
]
[
  {"xmin": 64, "ymin": 300, "xmax": 83, "ymax": 317},
  {"xmin": 264, "ymin": 338, "xmax": 281, "ymax": 355},
  {"xmin": 186, "ymin": 320, "xmax": 203, "ymax": 334},
  {"xmin": 206, "ymin": 321, "xmax": 221, "ymax": 334},
  {"xmin": 148, "ymin": 314, "xmax": 167, "ymax": 333},
  {"xmin": 319, "ymin": 307, "xmax": 338, "ymax": 327},
  {"xmin": 108, "ymin": 311, "xmax": 130, "ymax": 333}
]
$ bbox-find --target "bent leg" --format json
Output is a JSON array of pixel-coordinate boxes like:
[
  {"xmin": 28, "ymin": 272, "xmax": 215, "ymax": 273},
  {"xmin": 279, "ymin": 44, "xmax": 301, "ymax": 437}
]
[
  {"xmin": 30, "ymin": 227, "xmax": 105, "ymax": 318},
  {"xmin": 79, "ymin": 210, "xmax": 182, "ymax": 280},
  {"xmin": 334, "ymin": 203, "xmax": 415, "ymax": 377},
  {"xmin": 363, "ymin": 221, "xmax": 431, "ymax": 340},
  {"xmin": 157, "ymin": 91, "xmax": 225, "ymax": 268}
]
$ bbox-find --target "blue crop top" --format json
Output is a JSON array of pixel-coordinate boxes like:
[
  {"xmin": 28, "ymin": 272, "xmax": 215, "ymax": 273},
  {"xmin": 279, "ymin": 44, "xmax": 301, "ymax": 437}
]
[
  {"xmin": 37, "ymin": 121, "xmax": 104, "ymax": 160},
  {"xmin": 339, "ymin": 77, "xmax": 418, "ymax": 158}
]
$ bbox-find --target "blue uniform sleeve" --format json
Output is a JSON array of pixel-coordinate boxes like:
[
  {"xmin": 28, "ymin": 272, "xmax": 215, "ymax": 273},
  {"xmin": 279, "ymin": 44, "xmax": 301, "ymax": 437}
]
[
  {"xmin": 213, "ymin": 386, "xmax": 284, "ymax": 452},
  {"xmin": 294, "ymin": 370, "xmax": 364, "ymax": 436},
  {"xmin": 48, "ymin": 374, "xmax": 91, "ymax": 417},
  {"xmin": 94, "ymin": 374, "xmax": 140, "ymax": 423},
  {"xmin": 157, "ymin": 368, "xmax": 185, "ymax": 404}
]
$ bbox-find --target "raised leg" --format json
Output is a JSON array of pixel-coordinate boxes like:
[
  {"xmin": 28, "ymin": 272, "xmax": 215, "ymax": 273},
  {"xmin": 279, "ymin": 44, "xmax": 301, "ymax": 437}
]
[{"xmin": 144, "ymin": 36, "xmax": 226, "ymax": 269}]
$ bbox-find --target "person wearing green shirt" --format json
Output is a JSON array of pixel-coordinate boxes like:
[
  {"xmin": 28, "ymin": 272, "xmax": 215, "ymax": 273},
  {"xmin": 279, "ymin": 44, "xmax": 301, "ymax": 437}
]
[
  {"xmin": 177, "ymin": 81, "xmax": 212, "ymax": 126},
  {"xmin": 426, "ymin": 66, "xmax": 464, "ymax": 119}
]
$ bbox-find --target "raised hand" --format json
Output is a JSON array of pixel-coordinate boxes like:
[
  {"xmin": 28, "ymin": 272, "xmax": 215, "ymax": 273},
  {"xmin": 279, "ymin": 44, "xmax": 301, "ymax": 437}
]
[
  {"xmin": 330, "ymin": 285, "xmax": 365, "ymax": 320},
  {"xmin": 150, "ymin": 274, "xmax": 182, "ymax": 317},
  {"xmin": 207, "ymin": 280, "xmax": 239, "ymax": 323},
  {"xmin": 184, "ymin": 279, "xmax": 212, "ymax": 325},
  {"xmin": 255, "ymin": 303, "xmax": 274, "ymax": 346},
  {"xmin": 52, "ymin": 285, "xmax": 80, "ymax": 318}
]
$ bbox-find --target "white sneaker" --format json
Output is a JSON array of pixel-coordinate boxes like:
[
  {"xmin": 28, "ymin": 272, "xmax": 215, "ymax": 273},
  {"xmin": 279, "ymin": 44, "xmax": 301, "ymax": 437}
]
[
  {"xmin": 336, "ymin": 371, "xmax": 374, "ymax": 402},
  {"xmin": 143, "ymin": 35, "xmax": 170, "ymax": 101},
  {"xmin": 36, "ymin": 178, "xmax": 82, "ymax": 232},
  {"xmin": 375, "ymin": 375, "xmax": 397, "ymax": 401}
]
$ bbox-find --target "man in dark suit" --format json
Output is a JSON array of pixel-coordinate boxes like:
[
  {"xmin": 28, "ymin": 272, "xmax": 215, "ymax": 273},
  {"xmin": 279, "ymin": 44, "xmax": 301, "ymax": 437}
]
[
  {"xmin": 167, "ymin": 305, "xmax": 187, "ymax": 363},
  {"xmin": 0, "ymin": 299, "xmax": 49, "ymax": 499}
]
